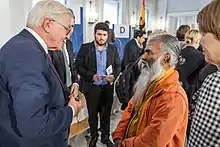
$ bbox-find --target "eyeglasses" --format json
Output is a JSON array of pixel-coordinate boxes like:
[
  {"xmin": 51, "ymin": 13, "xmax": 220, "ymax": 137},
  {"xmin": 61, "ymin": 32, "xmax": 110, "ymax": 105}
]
[{"xmin": 51, "ymin": 19, "xmax": 73, "ymax": 35}]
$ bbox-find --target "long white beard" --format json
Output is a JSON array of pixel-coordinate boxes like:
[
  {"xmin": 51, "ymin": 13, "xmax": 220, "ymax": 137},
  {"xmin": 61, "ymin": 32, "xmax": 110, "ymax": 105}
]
[{"xmin": 133, "ymin": 57, "xmax": 164, "ymax": 106}]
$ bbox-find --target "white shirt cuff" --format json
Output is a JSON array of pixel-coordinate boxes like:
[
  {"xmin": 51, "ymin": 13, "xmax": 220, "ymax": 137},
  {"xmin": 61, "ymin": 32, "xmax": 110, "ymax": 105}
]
[
  {"xmin": 68, "ymin": 105, "xmax": 75, "ymax": 117},
  {"xmin": 73, "ymin": 83, "xmax": 79, "ymax": 87}
]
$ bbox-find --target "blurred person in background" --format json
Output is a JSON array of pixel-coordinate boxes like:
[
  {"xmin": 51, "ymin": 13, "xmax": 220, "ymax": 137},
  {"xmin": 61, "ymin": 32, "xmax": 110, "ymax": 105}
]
[
  {"xmin": 177, "ymin": 29, "xmax": 206, "ymax": 140},
  {"xmin": 49, "ymin": 8, "xmax": 79, "ymax": 98},
  {"xmin": 122, "ymin": 30, "xmax": 146, "ymax": 71},
  {"xmin": 176, "ymin": 25, "xmax": 190, "ymax": 48},
  {"xmin": 105, "ymin": 20, "xmax": 116, "ymax": 44}
]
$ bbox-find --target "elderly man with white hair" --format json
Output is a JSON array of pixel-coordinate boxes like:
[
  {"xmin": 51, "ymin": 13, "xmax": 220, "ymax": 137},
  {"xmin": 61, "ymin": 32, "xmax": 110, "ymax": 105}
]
[
  {"xmin": 112, "ymin": 34, "xmax": 188, "ymax": 147},
  {"xmin": 0, "ymin": 1, "xmax": 83, "ymax": 147}
]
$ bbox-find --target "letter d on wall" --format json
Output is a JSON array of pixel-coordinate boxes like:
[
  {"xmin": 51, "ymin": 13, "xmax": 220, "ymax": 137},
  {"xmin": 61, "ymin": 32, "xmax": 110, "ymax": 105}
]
[
  {"xmin": 120, "ymin": 27, "xmax": 125, "ymax": 34},
  {"xmin": 114, "ymin": 24, "xmax": 129, "ymax": 38}
]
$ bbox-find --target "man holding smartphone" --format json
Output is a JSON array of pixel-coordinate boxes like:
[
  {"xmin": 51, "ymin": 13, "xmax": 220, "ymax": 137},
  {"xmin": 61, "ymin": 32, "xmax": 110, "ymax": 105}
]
[{"xmin": 76, "ymin": 22, "xmax": 121, "ymax": 147}]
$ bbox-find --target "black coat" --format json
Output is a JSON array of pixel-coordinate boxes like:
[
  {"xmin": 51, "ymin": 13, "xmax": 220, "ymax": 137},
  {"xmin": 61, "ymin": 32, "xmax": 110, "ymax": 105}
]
[
  {"xmin": 122, "ymin": 39, "xmax": 141, "ymax": 71},
  {"xmin": 178, "ymin": 46, "xmax": 206, "ymax": 104},
  {"xmin": 49, "ymin": 39, "xmax": 78, "ymax": 95},
  {"xmin": 76, "ymin": 41, "xmax": 121, "ymax": 93}
]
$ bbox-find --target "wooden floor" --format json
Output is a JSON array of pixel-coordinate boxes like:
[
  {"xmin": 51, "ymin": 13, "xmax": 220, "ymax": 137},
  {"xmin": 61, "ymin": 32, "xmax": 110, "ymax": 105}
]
[
  {"xmin": 69, "ymin": 118, "xmax": 89, "ymax": 139},
  {"xmin": 69, "ymin": 111, "xmax": 123, "ymax": 147}
]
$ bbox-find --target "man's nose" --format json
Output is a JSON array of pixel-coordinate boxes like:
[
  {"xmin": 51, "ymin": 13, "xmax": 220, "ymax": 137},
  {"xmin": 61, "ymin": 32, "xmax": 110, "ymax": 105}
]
[{"xmin": 100, "ymin": 35, "xmax": 104, "ymax": 39}]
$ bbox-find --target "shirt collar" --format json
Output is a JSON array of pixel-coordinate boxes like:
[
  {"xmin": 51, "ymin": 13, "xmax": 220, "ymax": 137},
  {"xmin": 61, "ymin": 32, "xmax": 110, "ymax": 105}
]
[
  {"xmin": 134, "ymin": 38, "xmax": 141, "ymax": 48},
  {"xmin": 94, "ymin": 41, "xmax": 108, "ymax": 51},
  {"xmin": 25, "ymin": 27, "xmax": 48, "ymax": 54}
]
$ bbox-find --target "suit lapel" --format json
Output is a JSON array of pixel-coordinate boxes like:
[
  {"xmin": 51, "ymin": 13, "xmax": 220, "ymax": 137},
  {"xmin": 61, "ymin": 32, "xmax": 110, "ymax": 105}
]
[
  {"xmin": 106, "ymin": 46, "xmax": 111, "ymax": 69},
  {"xmin": 19, "ymin": 29, "xmax": 67, "ymax": 100},
  {"xmin": 91, "ymin": 42, "xmax": 97, "ymax": 70},
  {"xmin": 57, "ymin": 51, "xmax": 66, "ymax": 74}
]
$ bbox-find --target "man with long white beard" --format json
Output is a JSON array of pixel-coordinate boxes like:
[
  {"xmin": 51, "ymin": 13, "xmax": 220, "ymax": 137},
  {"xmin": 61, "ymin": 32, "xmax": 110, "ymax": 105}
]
[{"xmin": 112, "ymin": 34, "xmax": 188, "ymax": 147}]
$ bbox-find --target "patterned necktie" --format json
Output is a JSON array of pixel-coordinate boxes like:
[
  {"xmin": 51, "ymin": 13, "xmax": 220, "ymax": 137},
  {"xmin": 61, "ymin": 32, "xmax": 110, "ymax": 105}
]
[
  {"xmin": 62, "ymin": 48, "xmax": 72, "ymax": 87},
  {"xmin": 47, "ymin": 53, "xmax": 52, "ymax": 62}
]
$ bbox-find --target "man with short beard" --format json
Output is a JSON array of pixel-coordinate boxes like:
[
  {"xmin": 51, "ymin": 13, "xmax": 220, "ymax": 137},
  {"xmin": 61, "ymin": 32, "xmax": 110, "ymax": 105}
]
[
  {"xmin": 112, "ymin": 34, "xmax": 188, "ymax": 147},
  {"xmin": 76, "ymin": 22, "xmax": 121, "ymax": 147}
]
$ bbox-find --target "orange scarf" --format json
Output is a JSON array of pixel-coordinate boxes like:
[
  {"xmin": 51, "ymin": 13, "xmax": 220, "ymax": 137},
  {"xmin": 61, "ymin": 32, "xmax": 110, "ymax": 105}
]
[{"xmin": 125, "ymin": 67, "xmax": 175, "ymax": 138}]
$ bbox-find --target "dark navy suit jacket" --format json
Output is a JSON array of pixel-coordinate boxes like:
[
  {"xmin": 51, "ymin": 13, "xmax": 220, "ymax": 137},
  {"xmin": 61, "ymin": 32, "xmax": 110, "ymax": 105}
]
[{"xmin": 0, "ymin": 29, "xmax": 73, "ymax": 147}]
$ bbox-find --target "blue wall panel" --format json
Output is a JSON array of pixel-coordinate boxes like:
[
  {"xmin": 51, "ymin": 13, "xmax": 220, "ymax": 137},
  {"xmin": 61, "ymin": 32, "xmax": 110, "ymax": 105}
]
[{"xmin": 71, "ymin": 7, "xmax": 83, "ymax": 55}]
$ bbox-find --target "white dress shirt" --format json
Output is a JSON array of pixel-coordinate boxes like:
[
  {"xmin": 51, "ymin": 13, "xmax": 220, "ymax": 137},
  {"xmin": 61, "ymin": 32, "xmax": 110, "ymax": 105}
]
[
  {"xmin": 25, "ymin": 28, "xmax": 48, "ymax": 54},
  {"xmin": 25, "ymin": 27, "xmax": 75, "ymax": 117},
  {"xmin": 63, "ymin": 44, "xmax": 70, "ymax": 65}
]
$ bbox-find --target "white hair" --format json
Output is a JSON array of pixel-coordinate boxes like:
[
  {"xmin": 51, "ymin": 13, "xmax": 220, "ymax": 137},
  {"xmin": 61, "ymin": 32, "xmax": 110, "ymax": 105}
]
[
  {"xmin": 133, "ymin": 34, "xmax": 181, "ymax": 110},
  {"xmin": 133, "ymin": 58, "xmax": 164, "ymax": 109},
  {"xmin": 27, "ymin": 0, "xmax": 71, "ymax": 27},
  {"xmin": 149, "ymin": 34, "xmax": 181, "ymax": 67}
]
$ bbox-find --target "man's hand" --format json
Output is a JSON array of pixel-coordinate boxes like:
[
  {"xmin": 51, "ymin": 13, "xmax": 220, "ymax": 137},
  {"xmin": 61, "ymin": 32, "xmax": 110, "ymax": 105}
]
[
  {"xmin": 93, "ymin": 74, "xmax": 102, "ymax": 81},
  {"xmin": 68, "ymin": 97, "xmax": 83, "ymax": 117},
  {"xmin": 114, "ymin": 139, "xmax": 122, "ymax": 147},
  {"xmin": 70, "ymin": 83, "xmax": 79, "ymax": 98},
  {"xmin": 106, "ymin": 75, "xmax": 114, "ymax": 83}
]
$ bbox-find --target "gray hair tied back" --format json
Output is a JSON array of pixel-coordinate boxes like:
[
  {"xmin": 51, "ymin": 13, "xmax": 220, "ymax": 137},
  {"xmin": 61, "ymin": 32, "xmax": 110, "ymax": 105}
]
[
  {"xmin": 176, "ymin": 55, "xmax": 186, "ymax": 69},
  {"xmin": 149, "ymin": 34, "xmax": 185, "ymax": 67}
]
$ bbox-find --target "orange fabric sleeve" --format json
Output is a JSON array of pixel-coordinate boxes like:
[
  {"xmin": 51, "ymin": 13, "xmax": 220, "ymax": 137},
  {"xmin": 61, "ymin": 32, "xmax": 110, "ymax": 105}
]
[
  {"xmin": 112, "ymin": 100, "xmax": 134, "ymax": 140},
  {"xmin": 122, "ymin": 92, "xmax": 187, "ymax": 147}
]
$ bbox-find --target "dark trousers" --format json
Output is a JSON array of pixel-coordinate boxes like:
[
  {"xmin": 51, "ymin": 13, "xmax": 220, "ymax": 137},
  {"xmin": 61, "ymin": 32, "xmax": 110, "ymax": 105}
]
[{"xmin": 85, "ymin": 84, "xmax": 114, "ymax": 138}]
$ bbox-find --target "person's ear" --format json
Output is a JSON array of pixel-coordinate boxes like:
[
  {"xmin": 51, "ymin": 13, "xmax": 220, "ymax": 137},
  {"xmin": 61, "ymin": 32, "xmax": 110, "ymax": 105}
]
[
  {"xmin": 42, "ymin": 18, "xmax": 52, "ymax": 33},
  {"xmin": 161, "ymin": 53, "xmax": 171, "ymax": 67}
]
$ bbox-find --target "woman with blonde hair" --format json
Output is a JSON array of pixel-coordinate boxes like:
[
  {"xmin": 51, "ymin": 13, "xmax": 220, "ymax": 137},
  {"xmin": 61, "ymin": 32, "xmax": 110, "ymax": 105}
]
[
  {"xmin": 178, "ymin": 29, "xmax": 206, "ymax": 141},
  {"xmin": 178, "ymin": 28, "xmax": 206, "ymax": 110},
  {"xmin": 184, "ymin": 29, "xmax": 202, "ymax": 49}
]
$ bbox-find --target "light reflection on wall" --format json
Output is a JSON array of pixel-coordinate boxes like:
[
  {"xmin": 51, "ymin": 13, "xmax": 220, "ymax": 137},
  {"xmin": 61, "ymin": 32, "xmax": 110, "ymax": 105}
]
[{"xmin": 103, "ymin": 2, "xmax": 118, "ymax": 26}]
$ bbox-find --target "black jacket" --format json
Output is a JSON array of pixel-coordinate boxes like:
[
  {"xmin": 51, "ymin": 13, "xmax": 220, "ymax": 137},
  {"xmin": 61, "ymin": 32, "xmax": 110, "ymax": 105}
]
[
  {"xmin": 49, "ymin": 39, "xmax": 78, "ymax": 95},
  {"xmin": 178, "ymin": 46, "xmax": 206, "ymax": 103},
  {"xmin": 76, "ymin": 41, "xmax": 121, "ymax": 93},
  {"xmin": 122, "ymin": 39, "xmax": 141, "ymax": 71},
  {"xmin": 197, "ymin": 63, "xmax": 218, "ymax": 89}
]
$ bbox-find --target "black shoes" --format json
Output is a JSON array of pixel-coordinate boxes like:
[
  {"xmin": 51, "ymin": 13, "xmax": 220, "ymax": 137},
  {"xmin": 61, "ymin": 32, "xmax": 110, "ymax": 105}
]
[
  {"xmin": 89, "ymin": 137, "xmax": 98, "ymax": 147},
  {"xmin": 89, "ymin": 134, "xmax": 114, "ymax": 147},
  {"xmin": 101, "ymin": 137, "xmax": 114, "ymax": 147}
]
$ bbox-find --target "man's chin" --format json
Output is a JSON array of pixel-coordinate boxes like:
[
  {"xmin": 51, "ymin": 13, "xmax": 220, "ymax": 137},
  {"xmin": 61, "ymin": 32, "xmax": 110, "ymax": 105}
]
[
  {"xmin": 96, "ymin": 41, "xmax": 106, "ymax": 46},
  {"xmin": 48, "ymin": 45, "xmax": 62, "ymax": 50}
]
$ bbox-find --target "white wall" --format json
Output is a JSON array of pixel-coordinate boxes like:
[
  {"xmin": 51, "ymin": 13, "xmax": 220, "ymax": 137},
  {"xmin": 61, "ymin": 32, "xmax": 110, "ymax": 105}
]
[
  {"xmin": 167, "ymin": 0, "xmax": 201, "ymax": 13},
  {"xmin": 103, "ymin": 1, "xmax": 118, "ymax": 25},
  {"xmin": 10, "ymin": 0, "xmax": 32, "ymax": 36},
  {"xmin": 155, "ymin": 0, "xmax": 213, "ymax": 32},
  {"xmin": 0, "ymin": 0, "xmax": 32, "ymax": 47},
  {"xmin": 67, "ymin": 0, "xmax": 106, "ymax": 42},
  {"xmin": 66, "ymin": 0, "xmax": 83, "ymax": 25},
  {"xmin": 167, "ymin": 0, "xmax": 212, "ymax": 13},
  {"xmin": 155, "ymin": 0, "xmax": 167, "ymax": 30},
  {"xmin": 147, "ymin": 0, "xmax": 157, "ymax": 30},
  {"xmin": 0, "ymin": 0, "xmax": 11, "ymax": 47}
]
